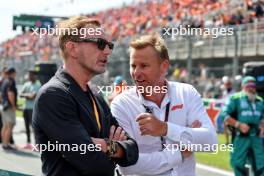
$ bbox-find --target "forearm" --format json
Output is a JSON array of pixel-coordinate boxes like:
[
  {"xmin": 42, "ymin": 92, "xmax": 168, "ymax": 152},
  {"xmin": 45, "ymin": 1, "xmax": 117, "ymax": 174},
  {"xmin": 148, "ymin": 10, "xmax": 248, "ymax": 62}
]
[
  {"xmin": 8, "ymin": 92, "xmax": 16, "ymax": 107},
  {"xmin": 225, "ymin": 116, "xmax": 238, "ymax": 127},
  {"xmin": 21, "ymin": 93, "xmax": 36, "ymax": 100},
  {"xmin": 166, "ymin": 122, "xmax": 217, "ymax": 150},
  {"xmin": 119, "ymin": 149, "xmax": 182, "ymax": 175},
  {"xmin": 111, "ymin": 144, "xmax": 124, "ymax": 158},
  {"xmin": 114, "ymin": 138, "xmax": 138, "ymax": 167}
]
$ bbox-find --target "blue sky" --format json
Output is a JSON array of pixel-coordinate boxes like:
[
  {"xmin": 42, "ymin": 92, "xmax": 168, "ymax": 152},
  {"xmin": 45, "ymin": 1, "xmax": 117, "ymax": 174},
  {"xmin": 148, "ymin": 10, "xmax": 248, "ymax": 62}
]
[{"xmin": 0, "ymin": 0, "xmax": 133, "ymax": 42}]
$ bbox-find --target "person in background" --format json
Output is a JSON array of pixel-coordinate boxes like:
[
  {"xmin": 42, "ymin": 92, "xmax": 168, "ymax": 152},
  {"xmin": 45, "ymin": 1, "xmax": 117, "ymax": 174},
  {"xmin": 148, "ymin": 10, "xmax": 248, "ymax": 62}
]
[
  {"xmin": 20, "ymin": 69, "xmax": 41, "ymax": 149},
  {"xmin": 219, "ymin": 76, "xmax": 236, "ymax": 144},
  {"xmin": 108, "ymin": 76, "xmax": 128, "ymax": 104},
  {"xmin": 0, "ymin": 67, "xmax": 7, "ymax": 143},
  {"xmin": 223, "ymin": 76, "xmax": 264, "ymax": 176},
  {"xmin": 1, "ymin": 67, "xmax": 17, "ymax": 150}
]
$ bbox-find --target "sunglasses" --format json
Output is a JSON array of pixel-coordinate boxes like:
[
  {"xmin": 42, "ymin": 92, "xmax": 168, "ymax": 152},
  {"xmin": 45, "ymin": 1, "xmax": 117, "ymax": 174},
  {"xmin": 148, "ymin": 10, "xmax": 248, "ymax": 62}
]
[
  {"xmin": 73, "ymin": 38, "xmax": 114, "ymax": 50},
  {"xmin": 245, "ymin": 84, "xmax": 256, "ymax": 89}
]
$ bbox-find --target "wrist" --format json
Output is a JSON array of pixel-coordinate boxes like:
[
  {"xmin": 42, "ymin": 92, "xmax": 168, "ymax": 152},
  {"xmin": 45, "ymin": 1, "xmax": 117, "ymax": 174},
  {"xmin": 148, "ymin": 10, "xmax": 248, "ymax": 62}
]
[
  {"xmin": 100, "ymin": 139, "xmax": 107, "ymax": 153},
  {"xmin": 104, "ymin": 138, "xmax": 118, "ymax": 157},
  {"xmin": 235, "ymin": 121, "xmax": 241, "ymax": 129}
]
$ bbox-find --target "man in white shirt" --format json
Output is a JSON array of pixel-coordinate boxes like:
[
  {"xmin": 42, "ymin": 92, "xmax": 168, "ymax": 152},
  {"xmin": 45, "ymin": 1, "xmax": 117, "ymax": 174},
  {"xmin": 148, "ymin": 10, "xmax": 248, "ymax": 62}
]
[{"xmin": 111, "ymin": 34, "xmax": 217, "ymax": 176}]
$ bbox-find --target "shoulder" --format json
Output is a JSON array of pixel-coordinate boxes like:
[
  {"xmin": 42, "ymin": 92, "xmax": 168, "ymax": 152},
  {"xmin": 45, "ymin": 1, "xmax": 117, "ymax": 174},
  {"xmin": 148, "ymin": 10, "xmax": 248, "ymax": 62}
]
[
  {"xmin": 256, "ymin": 95, "xmax": 263, "ymax": 102},
  {"xmin": 168, "ymin": 81, "xmax": 199, "ymax": 96},
  {"xmin": 230, "ymin": 92, "xmax": 243, "ymax": 100},
  {"xmin": 111, "ymin": 87, "xmax": 138, "ymax": 106},
  {"xmin": 35, "ymin": 80, "xmax": 42, "ymax": 87},
  {"xmin": 35, "ymin": 77, "xmax": 68, "ymax": 104}
]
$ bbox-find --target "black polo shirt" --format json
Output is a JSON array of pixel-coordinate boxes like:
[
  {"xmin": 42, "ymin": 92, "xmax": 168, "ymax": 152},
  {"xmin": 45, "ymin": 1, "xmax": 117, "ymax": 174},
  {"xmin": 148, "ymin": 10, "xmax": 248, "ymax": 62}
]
[{"xmin": 1, "ymin": 77, "xmax": 17, "ymax": 107}]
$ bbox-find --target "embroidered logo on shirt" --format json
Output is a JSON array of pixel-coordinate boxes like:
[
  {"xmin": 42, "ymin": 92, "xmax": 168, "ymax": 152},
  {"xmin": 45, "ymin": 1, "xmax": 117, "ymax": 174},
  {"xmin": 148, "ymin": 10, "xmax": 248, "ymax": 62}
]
[{"xmin": 171, "ymin": 104, "xmax": 183, "ymax": 111}]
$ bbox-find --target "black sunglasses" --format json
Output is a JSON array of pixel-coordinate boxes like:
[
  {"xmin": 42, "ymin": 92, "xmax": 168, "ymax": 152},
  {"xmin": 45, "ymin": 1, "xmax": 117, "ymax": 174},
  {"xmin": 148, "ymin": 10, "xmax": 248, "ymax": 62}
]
[{"xmin": 73, "ymin": 38, "xmax": 114, "ymax": 50}]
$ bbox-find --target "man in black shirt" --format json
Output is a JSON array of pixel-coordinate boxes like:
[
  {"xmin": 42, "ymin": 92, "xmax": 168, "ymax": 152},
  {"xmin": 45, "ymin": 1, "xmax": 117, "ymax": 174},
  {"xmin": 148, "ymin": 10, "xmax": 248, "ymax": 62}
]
[
  {"xmin": 1, "ymin": 67, "xmax": 17, "ymax": 150},
  {"xmin": 0, "ymin": 67, "xmax": 7, "ymax": 143},
  {"xmin": 33, "ymin": 16, "xmax": 138, "ymax": 176}
]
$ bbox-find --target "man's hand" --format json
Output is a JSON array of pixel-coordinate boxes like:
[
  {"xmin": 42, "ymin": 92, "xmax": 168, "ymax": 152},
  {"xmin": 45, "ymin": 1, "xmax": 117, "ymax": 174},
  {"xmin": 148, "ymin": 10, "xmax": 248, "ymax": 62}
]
[
  {"xmin": 189, "ymin": 120, "xmax": 202, "ymax": 128},
  {"xmin": 181, "ymin": 149, "xmax": 193, "ymax": 159},
  {"xmin": 239, "ymin": 123, "xmax": 250, "ymax": 134},
  {"xmin": 109, "ymin": 125, "xmax": 127, "ymax": 141},
  {"xmin": 91, "ymin": 137, "xmax": 107, "ymax": 153},
  {"xmin": 136, "ymin": 113, "xmax": 167, "ymax": 136},
  {"xmin": 182, "ymin": 120, "xmax": 202, "ymax": 159}
]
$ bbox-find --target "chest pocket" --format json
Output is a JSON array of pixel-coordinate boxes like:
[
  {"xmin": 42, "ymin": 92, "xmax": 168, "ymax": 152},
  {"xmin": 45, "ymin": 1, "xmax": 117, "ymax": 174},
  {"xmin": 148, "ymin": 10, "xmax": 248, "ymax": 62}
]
[
  {"xmin": 239, "ymin": 100, "xmax": 262, "ymax": 124},
  {"xmin": 169, "ymin": 107, "xmax": 188, "ymax": 126}
]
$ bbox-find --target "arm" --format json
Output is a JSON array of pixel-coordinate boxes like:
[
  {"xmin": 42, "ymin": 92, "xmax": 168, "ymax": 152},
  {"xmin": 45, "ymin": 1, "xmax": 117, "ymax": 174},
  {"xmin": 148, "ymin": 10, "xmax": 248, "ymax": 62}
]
[
  {"xmin": 165, "ymin": 86, "xmax": 217, "ymax": 151},
  {"xmin": 7, "ymin": 83, "xmax": 16, "ymax": 111},
  {"xmin": 111, "ymin": 99, "xmax": 183, "ymax": 175},
  {"xmin": 118, "ymin": 150, "xmax": 182, "ymax": 175},
  {"xmin": 92, "ymin": 93, "xmax": 139, "ymax": 167},
  {"xmin": 20, "ymin": 83, "xmax": 37, "ymax": 100},
  {"xmin": 223, "ymin": 95, "xmax": 250, "ymax": 134},
  {"xmin": 33, "ymin": 89, "xmax": 115, "ymax": 175},
  {"xmin": 20, "ymin": 92, "xmax": 37, "ymax": 100}
]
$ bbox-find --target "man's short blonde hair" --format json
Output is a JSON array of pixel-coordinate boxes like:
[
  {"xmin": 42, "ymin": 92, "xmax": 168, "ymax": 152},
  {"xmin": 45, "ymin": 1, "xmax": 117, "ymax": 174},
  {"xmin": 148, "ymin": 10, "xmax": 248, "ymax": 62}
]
[
  {"xmin": 129, "ymin": 34, "xmax": 169, "ymax": 61},
  {"xmin": 58, "ymin": 16, "xmax": 101, "ymax": 59}
]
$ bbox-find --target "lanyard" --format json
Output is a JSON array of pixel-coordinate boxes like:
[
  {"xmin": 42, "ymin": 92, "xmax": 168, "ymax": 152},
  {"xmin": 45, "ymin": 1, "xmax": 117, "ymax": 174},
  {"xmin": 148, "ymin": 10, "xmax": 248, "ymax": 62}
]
[
  {"xmin": 87, "ymin": 86, "xmax": 101, "ymax": 131},
  {"xmin": 142, "ymin": 102, "xmax": 170, "ymax": 150}
]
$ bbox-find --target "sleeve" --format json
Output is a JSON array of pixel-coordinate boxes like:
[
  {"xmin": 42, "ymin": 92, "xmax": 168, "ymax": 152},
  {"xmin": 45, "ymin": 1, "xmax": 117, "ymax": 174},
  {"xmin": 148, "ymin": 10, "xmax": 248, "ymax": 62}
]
[
  {"xmin": 222, "ymin": 95, "xmax": 236, "ymax": 120},
  {"xmin": 111, "ymin": 98, "xmax": 183, "ymax": 175},
  {"xmin": 7, "ymin": 80, "xmax": 14, "ymax": 92},
  {"xmin": 21, "ymin": 83, "xmax": 27, "ymax": 93},
  {"xmin": 165, "ymin": 85, "xmax": 217, "ymax": 151},
  {"xmin": 33, "ymin": 88, "xmax": 115, "ymax": 175},
  {"xmin": 33, "ymin": 82, "xmax": 41, "ymax": 94},
  {"xmin": 96, "ymin": 95, "xmax": 139, "ymax": 167}
]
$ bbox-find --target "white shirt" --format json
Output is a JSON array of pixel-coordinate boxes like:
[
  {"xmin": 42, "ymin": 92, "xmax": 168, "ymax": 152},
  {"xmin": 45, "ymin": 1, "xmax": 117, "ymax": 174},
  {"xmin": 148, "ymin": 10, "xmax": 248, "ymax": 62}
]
[{"xmin": 111, "ymin": 81, "xmax": 217, "ymax": 176}]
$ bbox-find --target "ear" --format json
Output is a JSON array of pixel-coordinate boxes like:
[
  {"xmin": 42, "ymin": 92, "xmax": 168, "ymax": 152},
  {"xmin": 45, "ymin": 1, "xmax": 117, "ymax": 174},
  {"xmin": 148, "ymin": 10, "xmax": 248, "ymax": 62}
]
[
  {"xmin": 65, "ymin": 41, "xmax": 78, "ymax": 59},
  {"xmin": 160, "ymin": 59, "xmax": 169, "ymax": 76}
]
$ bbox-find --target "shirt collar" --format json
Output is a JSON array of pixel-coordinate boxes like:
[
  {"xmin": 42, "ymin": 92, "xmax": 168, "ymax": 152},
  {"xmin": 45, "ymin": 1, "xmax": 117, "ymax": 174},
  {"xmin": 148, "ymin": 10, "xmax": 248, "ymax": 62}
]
[{"xmin": 136, "ymin": 80, "xmax": 171, "ymax": 109}]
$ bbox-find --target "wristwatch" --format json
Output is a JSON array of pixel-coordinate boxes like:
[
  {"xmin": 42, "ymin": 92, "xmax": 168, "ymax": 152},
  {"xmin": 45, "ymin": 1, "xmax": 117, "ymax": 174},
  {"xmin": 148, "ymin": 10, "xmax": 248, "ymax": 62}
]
[{"xmin": 104, "ymin": 138, "xmax": 118, "ymax": 157}]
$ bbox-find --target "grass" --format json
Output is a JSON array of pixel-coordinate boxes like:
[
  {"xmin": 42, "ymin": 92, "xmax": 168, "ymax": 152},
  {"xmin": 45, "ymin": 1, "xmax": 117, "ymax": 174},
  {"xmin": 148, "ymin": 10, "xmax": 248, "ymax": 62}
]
[
  {"xmin": 195, "ymin": 134, "xmax": 232, "ymax": 171},
  {"xmin": 16, "ymin": 98, "xmax": 24, "ymax": 118}
]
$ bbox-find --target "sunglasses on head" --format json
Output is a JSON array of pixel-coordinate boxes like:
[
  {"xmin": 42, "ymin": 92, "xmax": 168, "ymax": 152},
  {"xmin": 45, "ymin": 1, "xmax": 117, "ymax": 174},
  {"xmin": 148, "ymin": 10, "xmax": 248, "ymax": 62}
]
[{"xmin": 74, "ymin": 38, "xmax": 114, "ymax": 50}]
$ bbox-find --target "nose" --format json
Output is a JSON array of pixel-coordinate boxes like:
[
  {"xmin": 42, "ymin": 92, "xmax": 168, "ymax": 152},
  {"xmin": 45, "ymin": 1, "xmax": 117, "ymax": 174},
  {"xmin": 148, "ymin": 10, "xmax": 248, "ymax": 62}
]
[
  {"xmin": 132, "ymin": 66, "xmax": 142, "ymax": 78},
  {"xmin": 102, "ymin": 45, "xmax": 112, "ymax": 55}
]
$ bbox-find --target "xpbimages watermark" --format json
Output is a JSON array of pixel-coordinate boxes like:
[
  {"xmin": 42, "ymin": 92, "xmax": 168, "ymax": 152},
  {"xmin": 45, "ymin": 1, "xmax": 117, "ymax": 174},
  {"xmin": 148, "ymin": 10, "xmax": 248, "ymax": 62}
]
[
  {"xmin": 163, "ymin": 141, "xmax": 233, "ymax": 154},
  {"xmin": 97, "ymin": 85, "xmax": 167, "ymax": 96},
  {"xmin": 32, "ymin": 141, "xmax": 102, "ymax": 155},
  {"xmin": 162, "ymin": 25, "xmax": 234, "ymax": 39},
  {"xmin": 31, "ymin": 25, "xmax": 104, "ymax": 38}
]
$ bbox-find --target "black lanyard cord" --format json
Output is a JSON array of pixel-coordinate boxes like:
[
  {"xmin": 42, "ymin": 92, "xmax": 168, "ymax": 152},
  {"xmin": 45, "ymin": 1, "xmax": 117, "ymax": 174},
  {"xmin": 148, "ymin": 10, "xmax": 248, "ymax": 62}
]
[{"xmin": 142, "ymin": 102, "xmax": 170, "ymax": 150}]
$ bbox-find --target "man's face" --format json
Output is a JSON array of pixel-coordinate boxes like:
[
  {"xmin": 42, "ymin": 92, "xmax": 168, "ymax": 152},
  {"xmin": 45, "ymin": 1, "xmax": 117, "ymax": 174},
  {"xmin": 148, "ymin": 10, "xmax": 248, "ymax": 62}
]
[
  {"xmin": 224, "ymin": 82, "xmax": 232, "ymax": 89},
  {"xmin": 72, "ymin": 27, "xmax": 112, "ymax": 76},
  {"xmin": 244, "ymin": 82, "xmax": 256, "ymax": 94},
  {"xmin": 130, "ymin": 46, "xmax": 169, "ymax": 88},
  {"xmin": 29, "ymin": 72, "xmax": 36, "ymax": 82},
  {"xmin": 9, "ymin": 72, "xmax": 16, "ymax": 79}
]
